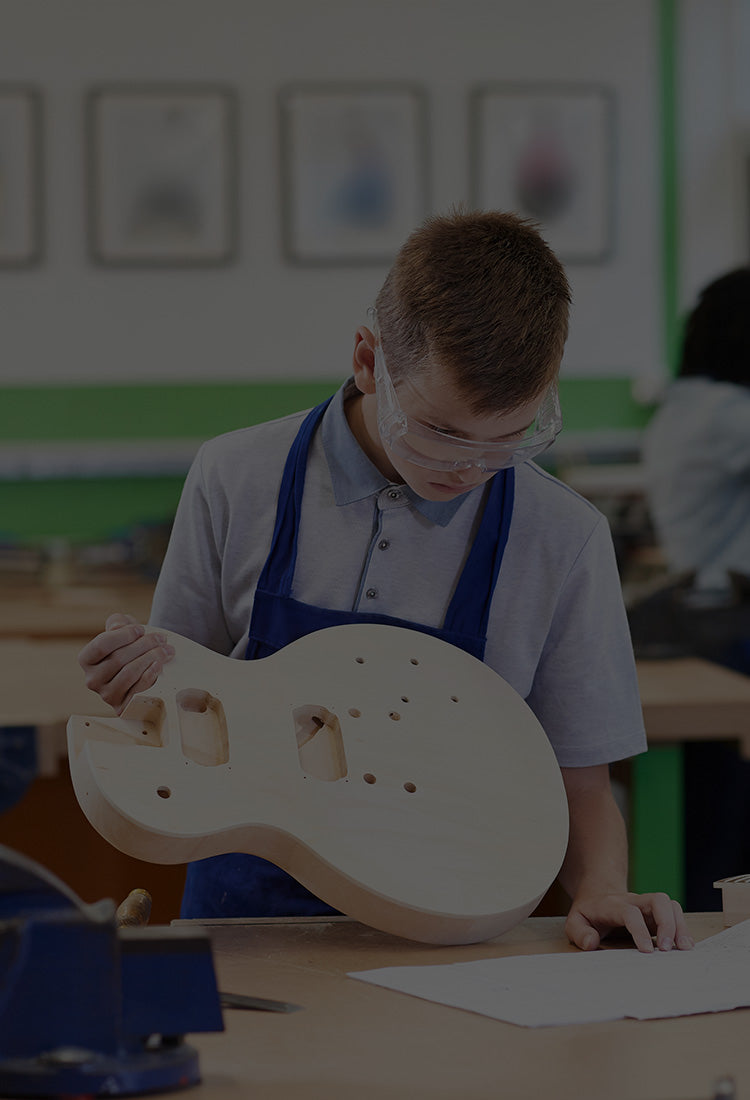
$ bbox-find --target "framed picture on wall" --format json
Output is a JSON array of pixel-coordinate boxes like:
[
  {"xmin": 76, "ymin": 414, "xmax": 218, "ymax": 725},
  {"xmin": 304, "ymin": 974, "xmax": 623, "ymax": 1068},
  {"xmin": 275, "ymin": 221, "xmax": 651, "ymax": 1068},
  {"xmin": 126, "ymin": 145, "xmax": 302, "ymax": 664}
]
[
  {"xmin": 470, "ymin": 84, "xmax": 614, "ymax": 263},
  {"xmin": 87, "ymin": 85, "xmax": 238, "ymax": 266},
  {"xmin": 279, "ymin": 83, "xmax": 428, "ymax": 264},
  {"xmin": 0, "ymin": 87, "xmax": 43, "ymax": 266}
]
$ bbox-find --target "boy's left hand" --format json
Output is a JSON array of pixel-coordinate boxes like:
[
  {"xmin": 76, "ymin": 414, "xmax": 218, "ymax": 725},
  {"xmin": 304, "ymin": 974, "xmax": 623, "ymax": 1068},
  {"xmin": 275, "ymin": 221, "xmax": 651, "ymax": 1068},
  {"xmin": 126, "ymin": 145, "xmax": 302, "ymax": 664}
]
[{"xmin": 565, "ymin": 890, "xmax": 695, "ymax": 953}]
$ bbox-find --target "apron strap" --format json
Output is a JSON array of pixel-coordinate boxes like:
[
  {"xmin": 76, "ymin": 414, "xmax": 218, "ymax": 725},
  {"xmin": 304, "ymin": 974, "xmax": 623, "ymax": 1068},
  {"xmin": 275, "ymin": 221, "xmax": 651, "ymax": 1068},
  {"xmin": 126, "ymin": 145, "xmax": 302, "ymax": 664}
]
[
  {"xmin": 255, "ymin": 394, "xmax": 514, "ymax": 640},
  {"xmin": 256, "ymin": 398, "xmax": 333, "ymax": 599},
  {"xmin": 444, "ymin": 468, "xmax": 515, "ymax": 640}
]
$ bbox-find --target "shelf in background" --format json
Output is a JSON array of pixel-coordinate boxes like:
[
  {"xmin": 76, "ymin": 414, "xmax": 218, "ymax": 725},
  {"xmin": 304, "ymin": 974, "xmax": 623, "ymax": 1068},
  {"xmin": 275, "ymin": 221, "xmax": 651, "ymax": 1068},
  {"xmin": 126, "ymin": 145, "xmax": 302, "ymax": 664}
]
[{"xmin": 0, "ymin": 439, "xmax": 202, "ymax": 480}]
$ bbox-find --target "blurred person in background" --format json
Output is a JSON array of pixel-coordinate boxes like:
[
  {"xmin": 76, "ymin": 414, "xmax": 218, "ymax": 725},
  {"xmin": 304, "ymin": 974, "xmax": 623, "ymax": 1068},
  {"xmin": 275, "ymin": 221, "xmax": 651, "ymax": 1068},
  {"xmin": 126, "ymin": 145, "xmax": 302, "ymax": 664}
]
[{"xmin": 643, "ymin": 267, "xmax": 750, "ymax": 909}]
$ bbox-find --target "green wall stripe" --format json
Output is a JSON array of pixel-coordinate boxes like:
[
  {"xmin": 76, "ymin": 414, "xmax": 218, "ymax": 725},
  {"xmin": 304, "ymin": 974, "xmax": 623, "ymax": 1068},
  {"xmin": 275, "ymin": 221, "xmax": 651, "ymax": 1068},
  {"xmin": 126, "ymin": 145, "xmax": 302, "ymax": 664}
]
[
  {"xmin": 0, "ymin": 477, "xmax": 185, "ymax": 545},
  {"xmin": 558, "ymin": 378, "xmax": 652, "ymax": 432},
  {"xmin": 0, "ymin": 376, "xmax": 652, "ymax": 545},
  {"xmin": 0, "ymin": 381, "xmax": 339, "ymax": 442},
  {"xmin": 0, "ymin": 376, "xmax": 651, "ymax": 445}
]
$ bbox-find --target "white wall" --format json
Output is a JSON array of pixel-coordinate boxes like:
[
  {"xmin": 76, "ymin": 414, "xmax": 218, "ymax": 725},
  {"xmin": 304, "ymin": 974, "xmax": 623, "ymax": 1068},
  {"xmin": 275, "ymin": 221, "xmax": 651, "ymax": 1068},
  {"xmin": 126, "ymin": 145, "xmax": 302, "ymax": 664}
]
[
  {"xmin": 0, "ymin": 0, "xmax": 663, "ymax": 385},
  {"xmin": 679, "ymin": 0, "xmax": 750, "ymax": 310}
]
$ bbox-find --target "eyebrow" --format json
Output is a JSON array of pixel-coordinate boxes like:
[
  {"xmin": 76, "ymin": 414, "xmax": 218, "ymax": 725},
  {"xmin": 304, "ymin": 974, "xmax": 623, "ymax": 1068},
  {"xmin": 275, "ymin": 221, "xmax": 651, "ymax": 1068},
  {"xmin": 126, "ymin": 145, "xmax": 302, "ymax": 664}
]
[
  {"xmin": 414, "ymin": 412, "xmax": 537, "ymax": 443},
  {"xmin": 399, "ymin": 366, "xmax": 538, "ymax": 441}
]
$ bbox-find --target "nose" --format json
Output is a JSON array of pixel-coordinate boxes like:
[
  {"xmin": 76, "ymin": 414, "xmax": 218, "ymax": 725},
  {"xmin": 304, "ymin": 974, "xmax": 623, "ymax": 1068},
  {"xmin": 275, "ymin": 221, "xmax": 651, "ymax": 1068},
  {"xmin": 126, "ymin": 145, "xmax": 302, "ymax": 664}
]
[
  {"xmin": 457, "ymin": 455, "xmax": 489, "ymax": 474},
  {"xmin": 450, "ymin": 465, "xmax": 487, "ymax": 486}
]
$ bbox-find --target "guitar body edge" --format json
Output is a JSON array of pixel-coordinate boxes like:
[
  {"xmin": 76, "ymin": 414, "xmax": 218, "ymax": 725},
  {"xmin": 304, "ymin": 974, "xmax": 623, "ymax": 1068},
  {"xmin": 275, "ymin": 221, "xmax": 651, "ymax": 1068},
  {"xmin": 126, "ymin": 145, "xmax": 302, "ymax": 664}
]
[
  {"xmin": 66, "ymin": 623, "xmax": 570, "ymax": 946},
  {"xmin": 67, "ymin": 720, "xmax": 556, "ymax": 945}
]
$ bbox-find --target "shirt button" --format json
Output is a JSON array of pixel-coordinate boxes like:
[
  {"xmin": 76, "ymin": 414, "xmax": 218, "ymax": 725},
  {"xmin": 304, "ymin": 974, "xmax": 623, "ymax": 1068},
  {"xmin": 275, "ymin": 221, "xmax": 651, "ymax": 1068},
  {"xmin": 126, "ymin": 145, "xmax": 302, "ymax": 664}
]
[
  {"xmin": 378, "ymin": 539, "xmax": 390, "ymax": 551},
  {"xmin": 387, "ymin": 489, "xmax": 401, "ymax": 500},
  {"xmin": 365, "ymin": 587, "xmax": 378, "ymax": 599}
]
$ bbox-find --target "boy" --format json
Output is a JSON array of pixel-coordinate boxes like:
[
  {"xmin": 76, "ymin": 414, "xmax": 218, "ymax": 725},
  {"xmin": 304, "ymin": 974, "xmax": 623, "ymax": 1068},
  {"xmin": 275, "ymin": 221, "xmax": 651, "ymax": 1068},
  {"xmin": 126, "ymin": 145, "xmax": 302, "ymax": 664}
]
[{"xmin": 79, "ymin": 209, "xmax": 692, "ymax": 953}]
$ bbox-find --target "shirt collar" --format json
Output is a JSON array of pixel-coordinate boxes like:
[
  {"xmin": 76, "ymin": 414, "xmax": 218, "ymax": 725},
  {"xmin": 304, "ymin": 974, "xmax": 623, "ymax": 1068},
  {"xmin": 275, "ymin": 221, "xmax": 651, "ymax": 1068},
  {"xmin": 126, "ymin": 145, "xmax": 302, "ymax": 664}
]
[{"xmin": 320, "ymin": 379, "xmax": 473, "ymax": 527}]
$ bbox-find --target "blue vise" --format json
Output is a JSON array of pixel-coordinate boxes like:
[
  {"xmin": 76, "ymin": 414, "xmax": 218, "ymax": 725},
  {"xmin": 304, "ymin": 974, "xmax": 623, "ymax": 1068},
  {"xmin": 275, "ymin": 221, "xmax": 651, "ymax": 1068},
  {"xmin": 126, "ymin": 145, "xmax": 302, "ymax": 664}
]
[{"xmin": 0, "ymin": 844, "xmax": 223, "ymax": 1097}]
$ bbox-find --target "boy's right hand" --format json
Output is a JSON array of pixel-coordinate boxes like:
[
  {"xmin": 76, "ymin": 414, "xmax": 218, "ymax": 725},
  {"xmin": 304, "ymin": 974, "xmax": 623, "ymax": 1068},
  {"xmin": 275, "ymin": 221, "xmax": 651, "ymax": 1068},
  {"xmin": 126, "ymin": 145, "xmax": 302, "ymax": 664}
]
[{"xmin": 78, "ymin": 613, "xmax": 175, "ymax": 714}]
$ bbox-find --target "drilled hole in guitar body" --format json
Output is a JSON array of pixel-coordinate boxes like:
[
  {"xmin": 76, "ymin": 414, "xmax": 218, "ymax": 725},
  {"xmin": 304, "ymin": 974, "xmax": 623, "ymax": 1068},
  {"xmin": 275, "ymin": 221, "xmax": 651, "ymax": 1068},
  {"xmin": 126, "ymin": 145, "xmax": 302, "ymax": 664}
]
[
  {"xmin": 115, "ymin": 697, "xmax": 166, "ymax": 746},
  {"xmin": 293, "ymin": 704, "xmax": 348, "ymax": 781},
  {"xmin": 176, "ymin": 689, "xmax": 229, "ymax": 767}
]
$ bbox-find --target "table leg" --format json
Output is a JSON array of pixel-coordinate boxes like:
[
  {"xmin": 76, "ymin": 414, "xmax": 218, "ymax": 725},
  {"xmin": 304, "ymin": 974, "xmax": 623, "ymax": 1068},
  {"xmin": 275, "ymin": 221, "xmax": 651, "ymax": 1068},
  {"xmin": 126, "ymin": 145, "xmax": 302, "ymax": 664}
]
[{"xmin": 629, "ymin": 744, "xmax": 685, "ymax": 904}]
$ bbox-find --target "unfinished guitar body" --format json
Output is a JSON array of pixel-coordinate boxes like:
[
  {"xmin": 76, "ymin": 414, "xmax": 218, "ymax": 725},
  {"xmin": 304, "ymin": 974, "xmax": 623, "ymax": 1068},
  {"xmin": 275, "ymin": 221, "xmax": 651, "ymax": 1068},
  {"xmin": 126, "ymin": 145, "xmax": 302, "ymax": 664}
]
[{"xmin": 67, "ymin": 624, "xmax": 568, "ymax": 944}]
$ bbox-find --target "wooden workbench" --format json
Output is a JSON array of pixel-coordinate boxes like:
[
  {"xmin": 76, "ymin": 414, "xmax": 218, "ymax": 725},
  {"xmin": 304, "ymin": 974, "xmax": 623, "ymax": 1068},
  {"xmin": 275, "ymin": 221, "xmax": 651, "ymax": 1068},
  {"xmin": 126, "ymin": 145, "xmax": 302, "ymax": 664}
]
[
  {"xmin": 179, "ymin": 913, "xmax": 747, "ymax": 1100},
  {"xmin": 0, "ymin": 578, "xmax": 154, "ymax": 638},
  {"xmin": 637, "ymin": 658, "xmax": 750, "ymax": 756}
]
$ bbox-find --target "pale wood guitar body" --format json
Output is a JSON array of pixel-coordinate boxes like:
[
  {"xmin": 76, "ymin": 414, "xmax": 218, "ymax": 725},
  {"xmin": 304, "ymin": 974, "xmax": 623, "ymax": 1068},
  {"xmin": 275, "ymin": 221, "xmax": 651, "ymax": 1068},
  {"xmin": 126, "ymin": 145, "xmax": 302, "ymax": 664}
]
[{"xmin": 67, "ymin": 624, "xmax": 568, "ymax": 944}]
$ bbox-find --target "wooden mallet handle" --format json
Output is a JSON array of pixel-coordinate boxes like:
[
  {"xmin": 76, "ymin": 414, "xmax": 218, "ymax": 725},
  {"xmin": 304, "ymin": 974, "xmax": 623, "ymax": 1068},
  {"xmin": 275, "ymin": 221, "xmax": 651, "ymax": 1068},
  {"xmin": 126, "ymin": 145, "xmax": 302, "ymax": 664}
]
[{"xmin": 115, "ymin": 887, "xmax": 152, "ymax": 927}]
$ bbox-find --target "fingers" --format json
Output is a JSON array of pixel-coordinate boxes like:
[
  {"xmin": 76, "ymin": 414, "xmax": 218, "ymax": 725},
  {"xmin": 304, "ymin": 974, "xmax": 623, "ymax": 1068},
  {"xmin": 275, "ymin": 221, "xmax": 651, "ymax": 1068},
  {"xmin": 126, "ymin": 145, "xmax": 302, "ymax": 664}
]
[
  {"xmin": 648, "ymin": 892, "xmax": 678, "ymax": 951},
  {"xmin": 671, "ymin": 900, "xmax": 696, "ymax": 950},
  {"xmin": 78, "ymin": 616, "xmax": 175, "ymax": 713},
  {"xmin": 116, "ymin": 652, "xmax": 168, "ymax": 716},
  {"xmin": 626, "ymin": 893, "xmax": 695, "ymax": 952},
  {"xmin": 636, "ymin": 893, "xmax": 694, "ymax": 951},
  {"xmin": 621, "ymin": 902, "xmax": 658, "ymax": 953},
  {"xmin": 566, "ymin": 892, "xmax": 695, "ymax": 954},
  {"xmin": 105, "ymin": 612, "xmax": 139, "ymax": 631},
  {"xmin": 78, "ymin": 620, "xmax": 145, "ymax": 669},
  {"xmin": 564, "ymin": 909, "xmax": 601, "ymax": 951},
  {"xmin": 568, "ymin": 899, "xmax": 656, "ymax": 953},
  {"xmin": 102, "ymin": 642, "xmax": 171, "ymax": 715}
]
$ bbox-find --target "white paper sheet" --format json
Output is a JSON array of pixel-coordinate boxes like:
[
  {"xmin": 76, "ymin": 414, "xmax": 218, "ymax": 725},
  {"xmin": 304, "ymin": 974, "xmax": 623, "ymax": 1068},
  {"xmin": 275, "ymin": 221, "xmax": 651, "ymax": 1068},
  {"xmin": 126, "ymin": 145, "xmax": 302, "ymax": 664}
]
[{"xmin": 348, "ymin": 919, "xmax": 750, "ymax": 1027}]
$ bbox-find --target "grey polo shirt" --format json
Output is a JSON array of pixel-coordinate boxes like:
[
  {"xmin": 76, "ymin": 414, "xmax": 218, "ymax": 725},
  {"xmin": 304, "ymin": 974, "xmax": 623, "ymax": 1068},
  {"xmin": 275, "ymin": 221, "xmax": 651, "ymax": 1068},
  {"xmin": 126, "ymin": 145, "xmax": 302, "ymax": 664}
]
[{"xmin": 150, "ymin": 380, "xmax": 646, "ymax": 768}]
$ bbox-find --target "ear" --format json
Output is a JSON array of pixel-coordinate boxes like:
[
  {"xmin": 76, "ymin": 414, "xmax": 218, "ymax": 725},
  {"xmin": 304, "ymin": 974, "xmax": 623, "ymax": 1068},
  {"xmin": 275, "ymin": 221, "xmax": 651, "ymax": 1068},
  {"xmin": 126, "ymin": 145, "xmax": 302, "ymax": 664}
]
[{"xmin": 352, "ymin": 326, "xmax": 377, "ymax": 395}]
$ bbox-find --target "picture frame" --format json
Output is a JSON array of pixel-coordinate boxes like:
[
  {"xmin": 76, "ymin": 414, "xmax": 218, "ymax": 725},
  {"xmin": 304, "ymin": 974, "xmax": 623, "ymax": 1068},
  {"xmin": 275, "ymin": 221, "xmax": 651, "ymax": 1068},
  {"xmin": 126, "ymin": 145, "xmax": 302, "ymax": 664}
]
[
  {"xmin": 470, "ymin": 84, "xmax": 614, "ymax": 263},
  {"xmin": 0, "ymin": 87, "xmax": 43, "ymax": 266},
  {"xmin": 87, "ymin": 85, "xmax": 238, "ymax": 266},
  {"xmin": 279, "ymin": 83, "xmax": 428, "ymax": 265}
]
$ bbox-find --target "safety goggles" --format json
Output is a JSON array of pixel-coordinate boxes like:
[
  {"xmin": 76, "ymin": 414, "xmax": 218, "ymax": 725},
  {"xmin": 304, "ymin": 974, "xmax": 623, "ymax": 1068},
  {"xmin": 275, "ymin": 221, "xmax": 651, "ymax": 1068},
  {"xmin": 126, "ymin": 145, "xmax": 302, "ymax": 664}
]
[{"xmin": 372, "ymin": 327, "xmax": 562, "ymax": 473}]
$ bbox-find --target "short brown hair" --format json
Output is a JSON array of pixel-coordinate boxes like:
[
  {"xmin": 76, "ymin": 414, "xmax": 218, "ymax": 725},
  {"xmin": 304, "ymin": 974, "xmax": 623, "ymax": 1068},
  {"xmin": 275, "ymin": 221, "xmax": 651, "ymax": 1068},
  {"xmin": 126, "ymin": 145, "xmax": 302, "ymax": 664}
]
[{"xmin": 374, "ymin": 209, "xmax": 571, "ymax": 414}]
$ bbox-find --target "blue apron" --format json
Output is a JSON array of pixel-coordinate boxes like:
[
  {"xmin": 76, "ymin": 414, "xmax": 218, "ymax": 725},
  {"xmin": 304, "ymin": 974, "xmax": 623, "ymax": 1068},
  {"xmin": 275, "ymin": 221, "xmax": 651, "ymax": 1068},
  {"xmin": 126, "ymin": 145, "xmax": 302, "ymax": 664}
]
[{"xmin": 180, "ymin": 398, "xmax": 515, "ymax": 918}]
